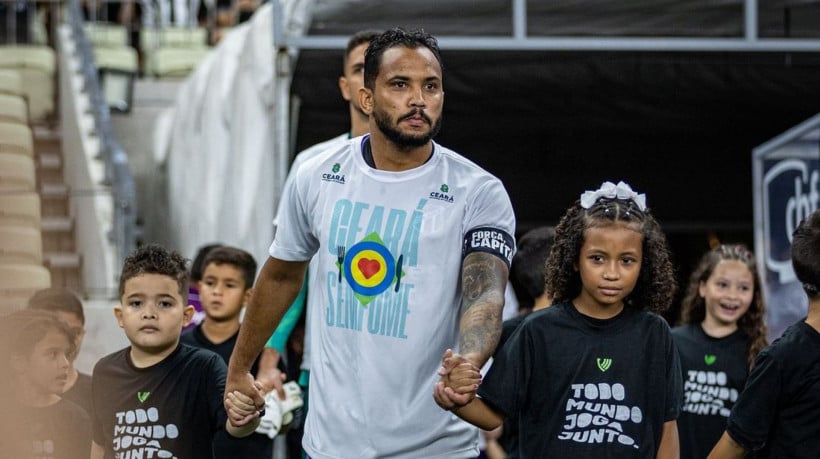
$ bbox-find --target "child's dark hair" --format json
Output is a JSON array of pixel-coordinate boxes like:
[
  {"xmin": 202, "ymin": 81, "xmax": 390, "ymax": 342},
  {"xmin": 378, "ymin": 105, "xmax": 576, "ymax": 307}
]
[
  {"xmin": 791, "ymin": 209, "xmax": 820, "ymax": 298},
  {"xmin": 27, "ymin": 287, "xmax": 85, "ymax": 325},
  {"xmin": 201, "ymin": 246, "xmax": 257, "ymax": 289},
  {"xmin": 364, "ymin": 27, "xmax": 442, "ymax": 90},
  {"xmin": 510, "ymin": 226, "xmax": 555, "ymax": 310},
  {"xmin": 0, "ymin": 309, "xmax": 76, "ymax": 375},
  {"xmin": 190, "ymin": 243, "xmax": 222, "ymax": 283},
  {"xmin": 545, "ymin": 185, "xmax": 677, "ymax": 314},
  {"xmin": 119, "ymin": 244, "xmax": 189, "ymax": 297},
  {"xmin": 344, "ymin": 29, "xmax": 381, "ymax": 67},
  {"xmin": 680, "ymin": 244, "xmax": 768, "ymax": 367}
]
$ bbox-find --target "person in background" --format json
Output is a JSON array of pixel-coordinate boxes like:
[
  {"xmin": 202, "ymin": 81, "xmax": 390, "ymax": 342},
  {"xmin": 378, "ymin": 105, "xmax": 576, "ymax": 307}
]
[
  {"xmin": 673, "ymin": 244, "xmax": 767, "ymax": 459},
  {"xmin": 0, "ymin": 309, "xmax": 91, "ymax": 459},
  {"xmin": 27, "ymin": 287, "xmax": 93, "ymax": 416},
  {"xmin": 708, "ymin": 209, "xmax": 820, "ymax": 459}
]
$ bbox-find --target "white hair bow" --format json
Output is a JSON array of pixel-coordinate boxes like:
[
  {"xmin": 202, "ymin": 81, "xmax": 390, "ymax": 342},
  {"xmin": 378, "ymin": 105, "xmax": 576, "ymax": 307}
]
[{"xmin": 580, "ymin": 181, "xmax": 647, "ymax": 211}]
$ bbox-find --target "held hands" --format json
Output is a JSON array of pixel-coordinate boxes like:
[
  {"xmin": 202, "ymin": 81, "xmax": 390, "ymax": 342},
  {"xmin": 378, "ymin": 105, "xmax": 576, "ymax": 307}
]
[
  {"xmin": 224, "ymin": 372, "xmax": 266, "ymax": 427},
  {"xmin": 433, "ymin": 349, "xmax": 482, "ymax": 411}
]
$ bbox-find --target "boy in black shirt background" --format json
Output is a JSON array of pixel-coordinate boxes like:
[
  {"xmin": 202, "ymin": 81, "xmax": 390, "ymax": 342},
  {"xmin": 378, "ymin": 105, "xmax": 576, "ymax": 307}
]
[
  {"xmin": 181, "ymin": 245, "xmax": 283, "ymax": 457},
  {"xmin": 90, "ymin": 244, "xmax": 260, "ymax": 459},
  {"xmin": 27, "ymin": 287, "xmax": 94, "ymax": 416},
  {"xmin": 709, "ymin": 209, "xmax": 820, "ymax": 459}
]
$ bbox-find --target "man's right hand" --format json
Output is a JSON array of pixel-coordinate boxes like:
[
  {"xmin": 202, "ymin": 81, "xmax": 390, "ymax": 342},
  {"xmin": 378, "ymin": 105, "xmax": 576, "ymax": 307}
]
[{"xmin": 225, "ymin": 371, "xmax": 265, "ymax": 427}]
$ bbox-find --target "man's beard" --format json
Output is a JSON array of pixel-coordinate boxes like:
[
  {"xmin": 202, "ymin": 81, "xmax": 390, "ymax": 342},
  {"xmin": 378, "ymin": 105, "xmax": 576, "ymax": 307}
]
[{"xmin": 373, "ymin": 106, "xmax": 442, "ymax": 148}]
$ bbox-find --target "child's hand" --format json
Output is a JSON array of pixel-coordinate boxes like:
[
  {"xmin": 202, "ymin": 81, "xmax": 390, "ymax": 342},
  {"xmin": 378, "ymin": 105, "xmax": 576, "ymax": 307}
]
[
  {"xmin": 447, "ymin": 362, "xmax": 481, "ymax": 393},
  {"xmin": 433, "ymin": 348, "xmax": 481, "ymax": 411},
  {"xmin": 225, "ymin": 389, "xmax": 262, "ymax": 427}
]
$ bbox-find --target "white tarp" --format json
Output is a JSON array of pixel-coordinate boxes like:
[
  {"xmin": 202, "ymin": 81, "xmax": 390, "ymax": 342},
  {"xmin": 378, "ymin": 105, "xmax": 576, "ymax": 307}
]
[{"xmin": 160, "ymin": 3, "xmax": 279, "ymax": 264}]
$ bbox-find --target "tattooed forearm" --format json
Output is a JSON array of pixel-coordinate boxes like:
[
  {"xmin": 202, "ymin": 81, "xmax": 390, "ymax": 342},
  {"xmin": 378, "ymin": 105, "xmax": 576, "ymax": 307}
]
[{"xmin": 459, "ymin": 252, "xmax": 509, "ymax": 366}]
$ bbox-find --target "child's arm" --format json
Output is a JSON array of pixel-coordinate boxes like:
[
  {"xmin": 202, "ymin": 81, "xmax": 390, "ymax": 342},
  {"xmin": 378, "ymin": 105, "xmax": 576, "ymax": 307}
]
[
  {"xmin": 656, "ymin": 420, "xmax": 680, "ymax": 459},
  {"xmin": 434, "ymin": 381, "xmax": 504, "ymax": 431},
  {"xmin": 707, "ymin": 432, "xmax": 747, "ymax": 459},
  {"xmin": 90, "ymin": 441, "xmax": 104, "ymax": 459},
  {"xmin": 224, "ymin": 390, "xmax": 262, "ymax": 437}
]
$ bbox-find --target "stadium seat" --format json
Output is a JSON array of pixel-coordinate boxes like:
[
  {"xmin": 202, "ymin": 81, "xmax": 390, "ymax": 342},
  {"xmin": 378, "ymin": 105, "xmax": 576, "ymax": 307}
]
[
  {"xmin": 0, "ymin": 45, "xmax": 56, "ymax": 121},
  {"xmin": 0, "ymin": 263, "xmax": 51, "ymax": 313},
  {"xmin": 94, "ymin": 46, "xmax": 139, "ymax": 73},
  {"xmin": 140, "ymin": 26, "xmax": 208, "ymax": 50},
  {"xmin": 0, "ymin": 121, "xmax": 34, "ymax": 157},
  {"xmin": 140, "ymin": 27, "xmax": 210, "ymax": 78},
  {"xmin": 0, "ymin": 93, "xmax": 29, "ymax": 125},
  {"xmin": 0, "ymin": 152, "xmax": 35, "ymax": 192},
  {"xmin": 0, "ymin": 192, "xmax": 41, "ymax": 229},
  {"xmin": 145, "ymin": 46, "xmax": 210, "ymax": 78},
  {"xmin": 83, "ymin": 22, "xmax": 130, "ymax": 48},
  {"xmin": 0, "ymin": 69, "xmax": 23, "ymax": 97},
  {"xmin": 0, "ymin": 226, "xmax": 43, "ymax": 265}
]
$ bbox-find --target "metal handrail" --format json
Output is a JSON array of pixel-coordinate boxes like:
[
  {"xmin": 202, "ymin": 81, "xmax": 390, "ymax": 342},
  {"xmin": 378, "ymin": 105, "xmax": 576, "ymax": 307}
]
[{"xmin": 67, "ymin": 0, "xmax": 138, "ymax": 270}]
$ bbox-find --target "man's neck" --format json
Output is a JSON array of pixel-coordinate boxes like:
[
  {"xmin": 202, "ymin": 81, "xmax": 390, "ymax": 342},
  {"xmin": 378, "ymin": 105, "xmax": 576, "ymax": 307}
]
[
  {"xmin": 350, "ymin": 109, "xmax": 369, "ymax": 137},
  {"xmin": 201, "ymin": 318, "xmax": 241, "ymax": 344},
  {"xmin": 367, "ymin": 129, "xmax": 433, "ymax": 172}
]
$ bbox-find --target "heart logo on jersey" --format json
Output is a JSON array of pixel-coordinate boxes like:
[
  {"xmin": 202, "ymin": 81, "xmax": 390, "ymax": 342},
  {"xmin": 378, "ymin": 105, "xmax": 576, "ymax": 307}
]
[
  {"xmin": 704, "ymin": 355, "xmax": 717, "ymax": 365},
  {"xmin": 358, "ymin": 258, "xmax": 381, "ymax": 279}
]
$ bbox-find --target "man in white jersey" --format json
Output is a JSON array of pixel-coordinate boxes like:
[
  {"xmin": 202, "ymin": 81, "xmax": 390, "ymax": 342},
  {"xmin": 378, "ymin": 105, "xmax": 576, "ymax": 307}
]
[
  {"xmin": 258, "ymin": 31, "xmax": 380, "ymax": 453},
  {"xmin": 226, "ymin": 28, "xmax": 516, "ymax": 458},
  {"xmin": 260, "ymin": 28, "xmax": 380, "ymax": 386}
]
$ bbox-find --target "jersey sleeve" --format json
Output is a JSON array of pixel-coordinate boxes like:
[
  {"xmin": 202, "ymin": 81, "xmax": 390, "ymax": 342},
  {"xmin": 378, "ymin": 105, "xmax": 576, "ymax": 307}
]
[
  {"xmin": 461, "ymin": 178, "xmax": 516, "ymax": 267},
  {"xmin": 269, "ymin": 159, "xmax": 320, "ymax": 261},
  {"xmin": 477, "ymin": 320, "xmax": 532, "ymax": 419},
  {"xmin": 725, "ymin": 350, "xmax": 782, "ymax": 451}
]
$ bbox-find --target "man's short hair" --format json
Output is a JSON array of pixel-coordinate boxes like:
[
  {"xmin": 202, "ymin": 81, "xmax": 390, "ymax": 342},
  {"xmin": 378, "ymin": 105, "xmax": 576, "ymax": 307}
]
[
  {"xmin": 791, "ymin": 209, "xmax": 820, "ymax": 298},
  {"xmin": 201, "ymin": 246, "xmax": 257, "ymax": 289},
  {"xmin": 510, "ymin": 226, "xmax": 555, "ymax": 310},
  {"xmin": 364, "ymin": 28, "xmax": 442, "ymax": 90},
  {"xmin": 344, "ymin": 30, "xmax": 381, "ymax": 67}
]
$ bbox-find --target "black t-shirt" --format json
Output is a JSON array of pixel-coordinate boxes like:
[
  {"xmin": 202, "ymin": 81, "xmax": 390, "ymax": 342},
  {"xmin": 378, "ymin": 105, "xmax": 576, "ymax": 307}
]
[
  {"xmin": 727, "ymin": 320, "xmax": 820, "ymax": 458},
  {"xmin": 180, "ymin": 324, "xmax": 263, "ymax": 377},
  {"xmin": 180, "ymin": 324, "xmax": 272, "ymax": 458},
  {"xmin": 0, "ymin": 398, "xmax": 91, "ymax": 459},
  {"xmin": 478, "ymin": 301, "xmax": 682, "ymax": 458},
  {"xmin": 495, "ymin": 312, "xmax": 530, "ymax": 458},
  {"xmin": 63, "ymin": 371, "xmax": 93, "ymax": 417},
  {"xmin": 672, "ymin": 324, "xmax": 750, "ymax": 459},
  {"xmin": 91, "ymin": 344, "xmax": 228, "ymax": 459}
]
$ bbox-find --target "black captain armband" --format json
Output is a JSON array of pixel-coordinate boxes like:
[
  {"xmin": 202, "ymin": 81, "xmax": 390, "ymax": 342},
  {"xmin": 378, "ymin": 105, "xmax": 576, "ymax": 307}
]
[{"xmin": 463, "ymin": 227, "xmax": 515, "ymax": 268}]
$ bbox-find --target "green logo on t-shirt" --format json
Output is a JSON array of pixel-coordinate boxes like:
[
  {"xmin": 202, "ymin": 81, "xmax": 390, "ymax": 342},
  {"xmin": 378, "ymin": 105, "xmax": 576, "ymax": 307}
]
[
  {"xmin": 704, "ymin": 354, "xmax": 717, "ymax": 365},
  {"xmin": 440, "ymin": 184, "xmax": 449, "ymax": 192},
  {"xmin": 332, "ymin": 163, "xmax": 340, "ymax": 173},
  {"xmin": 137, "ymin": 391, "xmax": 151, "ymax": 403},
  {"xmin": 596, "ymin": 358, "xmax": 612, "ymax": 372}
]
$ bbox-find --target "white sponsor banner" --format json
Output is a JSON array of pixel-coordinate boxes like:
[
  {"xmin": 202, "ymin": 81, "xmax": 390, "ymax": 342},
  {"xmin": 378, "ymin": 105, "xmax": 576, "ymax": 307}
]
[{"xmin": 753, "ymin": 114, "xmax": 820, "ymax": 340}]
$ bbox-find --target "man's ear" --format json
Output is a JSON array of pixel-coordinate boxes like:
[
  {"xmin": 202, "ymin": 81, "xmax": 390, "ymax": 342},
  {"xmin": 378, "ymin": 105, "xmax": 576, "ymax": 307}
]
[
  {"xmin": 358, "ymin": 87, "xmax": 374, "ymax": 115},
  {"xmin": 113, "ymin": 306, "xmax": 124, "ymax": 329},
  {"xmin": 339, "ymin": 76, "xmax": 352, "ymax": 102}
]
